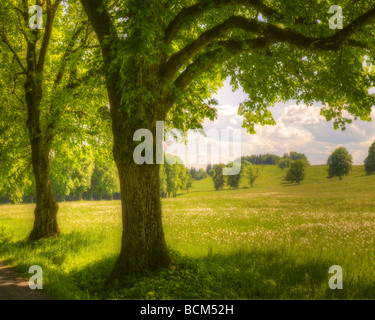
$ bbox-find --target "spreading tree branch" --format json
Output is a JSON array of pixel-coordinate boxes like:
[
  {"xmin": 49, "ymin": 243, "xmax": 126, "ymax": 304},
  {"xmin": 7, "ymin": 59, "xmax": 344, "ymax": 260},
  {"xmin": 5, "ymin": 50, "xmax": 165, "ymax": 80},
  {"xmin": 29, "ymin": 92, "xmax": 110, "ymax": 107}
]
[
  {"xmin": 163, "ymin": 8, "xmax": 375, "ymax": 82},
  {"xmin": 164, "ymin": 0, "xmax": 284, "ymax": 45},
  {"xmin": 79, "ymin": 0, "xmax": 117, "ymax": 62},
  {"xmin": 37, "ymin": 0, "xmax": 61, "ymax": 72},
  {"xmin": 163, "ymin": 37, "xmax": 278, "ymax": 114},
  {"xmin": 53, "ymin": 25, "xmax": 86, "ymax": 87},
  {"xmin": 1, "ymin": 33, "xmax": 28, "ymax": 74}
]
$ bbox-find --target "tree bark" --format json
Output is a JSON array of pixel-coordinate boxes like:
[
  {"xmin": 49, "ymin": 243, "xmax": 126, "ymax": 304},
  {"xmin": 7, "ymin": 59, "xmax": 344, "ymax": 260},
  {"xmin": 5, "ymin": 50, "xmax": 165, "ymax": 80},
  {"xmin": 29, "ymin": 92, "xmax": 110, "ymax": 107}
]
[
  {"xmin": 28, "ymin": 139, "xmax": 60, "ymax": 240},
  {"xmin": 26, "ymin": 78, "xmax": 60, "ymax": 241},
  {"xmin": 79, "ymin": 0, "xmax": 172, "ymax": 278},
  {"xmin": 110, "ymin": 163, "xmax": 172, "ymax": 279}
]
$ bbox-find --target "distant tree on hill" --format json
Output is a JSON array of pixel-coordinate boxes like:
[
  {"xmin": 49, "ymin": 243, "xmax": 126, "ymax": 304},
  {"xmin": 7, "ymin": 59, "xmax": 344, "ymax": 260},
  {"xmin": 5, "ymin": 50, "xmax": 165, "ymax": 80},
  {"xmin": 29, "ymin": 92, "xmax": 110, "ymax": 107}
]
[
  {"xmin": 190, "ymin": 167, "xmax": 197, "ymax": 180},
  {"xmin": 189, "ymin": 167, "xmax": 208, "ymax": 180},
  {"xmin": 248, "ymin": 165, "xmax": 261, "ymax": 188},
  {"xmin": 241, "ymin": 154, "xmax": 281, "ymax": 165},
  {"xmin": 278, "ymin": 158, "xmax": 291, "ymax": 170},
  {"xmin": 283, "ymin": 152, "xmax": 310, "ymax": 165},
  {"xmin": 327, "ymin": 147, "xmax": 352, "ymax": 180},
  {"xmin": 284, "ymin": 160, "xmax": 307, "ymax": 184},
  {"xmin": 160, "ymin": 165, "xmax": 168, "ymax": 198},
  {"xmin": 166, "ymin": 162, "xmax": 181, "ymax": 197},
  {"xmin": 212, "ymin": 164, "xmax": 226, "ymax": 191},
  {"xmin": 364, "ymin": 141, "xmax": 375, "ymax": 175},
  {"xmin": 227, "ymin": 163, "xmax": 242, "ymax": 189},
  {"xmin": 161, "ymin": 155, "xmax": 192, "ymax": 197},
  {"xmin": 196, "ymin": 169, "xmax": 208, "ymax": 180},
  {"xmin": 206, "ymin": 164, "xmax": 213, "ymax": 175},
  {"xmin": 184, "ymin": 169, "xmax": 193, "ymax": 193},
  {"xmin": 179, "ymin": 166, "xmax": 193, "ymax": 193}
]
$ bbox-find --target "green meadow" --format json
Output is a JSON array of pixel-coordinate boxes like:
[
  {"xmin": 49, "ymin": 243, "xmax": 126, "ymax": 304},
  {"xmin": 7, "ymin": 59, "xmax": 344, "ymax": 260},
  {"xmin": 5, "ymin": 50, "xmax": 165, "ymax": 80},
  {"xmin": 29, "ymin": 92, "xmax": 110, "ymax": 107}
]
[{"xmin": 0, "ymin": 165, "xmax": 374, "ymax": 300}]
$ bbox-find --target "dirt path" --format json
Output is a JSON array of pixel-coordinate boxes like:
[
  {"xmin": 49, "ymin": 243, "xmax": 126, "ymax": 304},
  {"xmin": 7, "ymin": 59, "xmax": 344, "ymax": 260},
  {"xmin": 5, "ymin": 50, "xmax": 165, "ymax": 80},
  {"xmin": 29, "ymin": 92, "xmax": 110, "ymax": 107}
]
[{"xmin": 0, "ymin": 261, "xmax": 49, "ymax": 300}]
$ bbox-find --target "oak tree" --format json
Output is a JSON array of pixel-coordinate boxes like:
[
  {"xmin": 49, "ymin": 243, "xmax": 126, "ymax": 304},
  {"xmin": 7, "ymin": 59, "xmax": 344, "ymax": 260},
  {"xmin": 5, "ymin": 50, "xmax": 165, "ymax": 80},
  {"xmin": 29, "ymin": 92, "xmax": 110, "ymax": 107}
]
[
  {"xmin": 79, "ymin": 0, "xmax": 375, "ymax": 279},
  {"xmin": 327, "ymin": 147, "xmax": 353, "ymax": 180},
  {"xmin": 284, "ymin": 159, "xmax": 307, "ymax": 184},
  {"xmin": 364, "ymin": 140, "xmax": 375, "ymax": 175}
]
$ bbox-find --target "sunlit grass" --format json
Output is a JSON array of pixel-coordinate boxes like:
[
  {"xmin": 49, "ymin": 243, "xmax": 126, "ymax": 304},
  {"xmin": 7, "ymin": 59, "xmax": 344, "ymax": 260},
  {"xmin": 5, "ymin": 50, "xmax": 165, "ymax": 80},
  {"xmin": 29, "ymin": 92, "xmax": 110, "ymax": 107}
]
[{"xmin": 0, "ymin": 165, "xmax": 374, "ymax": 299}]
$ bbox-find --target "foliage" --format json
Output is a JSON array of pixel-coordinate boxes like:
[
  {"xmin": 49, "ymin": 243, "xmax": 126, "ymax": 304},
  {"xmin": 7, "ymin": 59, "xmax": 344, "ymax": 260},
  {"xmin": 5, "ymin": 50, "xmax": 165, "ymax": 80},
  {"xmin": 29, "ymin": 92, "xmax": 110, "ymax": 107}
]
[
  {"xmin": 241, "ymin": 154, "xmax": 281, "ymax": 166},
  {"xmin": 247, "ymin": 164, "xmax": 261, "ymax": 188},
  {"xmin": 76, "ymin": 0, "xmax": 375, "ymax": 275},
  {"xmin": 206, "ymin": 164, "xmax": 213, "ymax": 175},
  {"xmin": 160, "ymin": 165, "xmax": 168, "ymax": 198},
  {"xmin": 364, "ymin": 141, "xmax": 375, "ymax": 175},
  {"xmin": 212, "ymin": 164, "xmax": 226, "ymax": 191},
  {"xmin": 278, "ymin": 158, "xmax": 291, "ymax": 170},
  {"xmin": 91, "ymin": 162, "xmax": 120, "ymax": 200},
  {"xmin": 327, "ymin": 147, "xmax": 353, "ymax": 180},
  {"xmin": 0, "ymin": 0, "xmax": 107, "ymax": 217},
  {"xmin": 227, "ymin": 162, "xmax": 242, "ymax": 189},
  {"xmin": 162, "ymin": 154, "xmax": 192, "ymax": 198},
  {"xmin": 190, "ymin": 168, "xmax": 208, "ymax": 181},
  {"xmin": 180, "ymin": 168, "xmax": 194, "ymax": 193},
  {"xmin": 283, "ymin": 152, "xmax": 310, "ymax": 164},
  {"xmin": 284, "ymin": 160, "xmax": 307, "ymax": 185}
]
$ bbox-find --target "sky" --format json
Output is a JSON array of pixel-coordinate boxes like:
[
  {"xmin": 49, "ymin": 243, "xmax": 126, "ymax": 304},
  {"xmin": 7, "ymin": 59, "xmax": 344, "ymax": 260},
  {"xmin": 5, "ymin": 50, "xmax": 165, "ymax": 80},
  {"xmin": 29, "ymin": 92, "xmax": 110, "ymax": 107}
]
[{"xmin": 165, "ymin": 79, "xmax": 375, "ymax": 168}]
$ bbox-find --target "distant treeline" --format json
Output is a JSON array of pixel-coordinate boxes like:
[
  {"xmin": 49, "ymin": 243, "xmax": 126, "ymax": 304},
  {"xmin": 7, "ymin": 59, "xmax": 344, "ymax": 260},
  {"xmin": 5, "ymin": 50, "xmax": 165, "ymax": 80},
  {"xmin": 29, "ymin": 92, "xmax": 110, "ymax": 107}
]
[
  {"xmin": 240, "ymin": 152, "xmax": 309, "ymax": 166},
  {"xmin": 0, "ymin": 153, "xmax": 194, "ymax": 204},
  {"xmin": 0, "ymin": 151, "xmax": 310, "ymax": 204},
  {"xmin": 0, "ymin": 157, "xmax": 121, "ymax": 204}
]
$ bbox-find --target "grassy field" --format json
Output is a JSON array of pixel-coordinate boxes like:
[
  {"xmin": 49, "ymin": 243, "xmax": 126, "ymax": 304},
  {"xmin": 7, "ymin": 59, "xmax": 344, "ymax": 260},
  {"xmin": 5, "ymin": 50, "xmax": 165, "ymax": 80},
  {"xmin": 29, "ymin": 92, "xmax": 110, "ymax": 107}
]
[{"xmin": 0, "ymin": 165, "xmax": 374, "ymax": 299}]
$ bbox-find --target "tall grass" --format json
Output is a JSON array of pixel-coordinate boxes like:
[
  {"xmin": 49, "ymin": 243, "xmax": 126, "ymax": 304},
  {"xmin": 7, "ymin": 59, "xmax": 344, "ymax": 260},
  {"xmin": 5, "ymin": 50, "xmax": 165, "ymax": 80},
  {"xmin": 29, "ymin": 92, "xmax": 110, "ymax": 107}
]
[{"xmin": 0, "ymin": 165, "xmax": 374, "ymax": 299}]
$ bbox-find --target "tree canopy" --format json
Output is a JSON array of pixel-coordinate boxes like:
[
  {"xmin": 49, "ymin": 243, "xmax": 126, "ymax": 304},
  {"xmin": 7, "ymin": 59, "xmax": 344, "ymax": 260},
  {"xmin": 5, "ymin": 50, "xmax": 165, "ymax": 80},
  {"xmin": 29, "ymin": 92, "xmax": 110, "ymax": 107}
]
[
  {"xmin": 327, "ymin": 147, "xmax": 353, "ymax": 180},
  {"xmin": 364, "ymin": 140, "xmax": 375, "ymax": 175},
  {"xmin": 284, "ymin": 159, "xmax": 307, "ymax": 184},
  {"xmin": 0, "ymin": 0, "xmax": 109, "ymax": 239},
  {"xmin": 76, "ymin": 0, "xmax": 375, "ymax": 278}
]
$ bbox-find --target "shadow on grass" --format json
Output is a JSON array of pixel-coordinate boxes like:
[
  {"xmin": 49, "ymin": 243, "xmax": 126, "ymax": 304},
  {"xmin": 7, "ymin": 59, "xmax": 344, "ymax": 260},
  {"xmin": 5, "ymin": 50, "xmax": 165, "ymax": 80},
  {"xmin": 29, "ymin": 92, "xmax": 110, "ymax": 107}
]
[
  {"xmin": 2, "ymin": 236, "xmax": 375, "ymax": 300},
  {"xmin": 70, "ymin": 248, "xmax": 375, "ymax": 300},
  {"xmin": 0, "ymin": 231, "xmax": 107, "ymax": 275}
]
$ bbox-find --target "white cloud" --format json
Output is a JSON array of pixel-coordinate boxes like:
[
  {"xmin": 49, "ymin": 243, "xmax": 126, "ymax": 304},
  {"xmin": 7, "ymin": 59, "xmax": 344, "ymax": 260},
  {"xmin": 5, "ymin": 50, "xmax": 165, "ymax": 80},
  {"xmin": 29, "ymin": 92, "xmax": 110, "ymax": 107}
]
[
  {"xmin": 199, "ymin": 103, "xmax": 375, "ymax": 166},
  {"xmin": 279, "ymin": 104, "xmax": 323, "ymax": 125},
  {"xmin": 171, "ymin": 80, "xmax": 375, "ymax": 167}
]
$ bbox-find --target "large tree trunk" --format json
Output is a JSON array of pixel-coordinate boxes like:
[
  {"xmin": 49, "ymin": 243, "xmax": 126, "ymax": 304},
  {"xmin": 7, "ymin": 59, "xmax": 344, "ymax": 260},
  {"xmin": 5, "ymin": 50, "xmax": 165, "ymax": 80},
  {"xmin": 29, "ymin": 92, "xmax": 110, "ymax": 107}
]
[
  {"xmin": 79, "ymin": 0, "xmax": 173, "ymax": 278},
  {"xmin": 110, "ymin": 162, "xmax": 172, "ymax": 279},
  {"xmin": 29, "ymin": 141, "xmax": 60, "ymax": 240},
  {"xmin": 26, "ymin": 78, "xmax": 60, "ymax": 241},
  {"xmin": 108, "ymin": 105, "xmax": 172, "ymax": 278}
]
